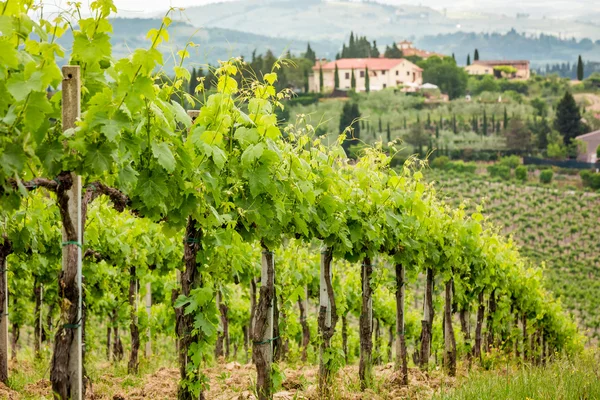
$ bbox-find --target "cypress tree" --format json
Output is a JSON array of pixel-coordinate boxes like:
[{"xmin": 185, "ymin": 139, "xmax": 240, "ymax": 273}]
[
  {"xmin": 467, "ymin": 54, "xmax": 471, "ymax": 66},
  {"xmin": 304, "ymin": 69, "xmax": 309, "ymax": 93},
  {"xmin": 351, "ymin": 68, "xmax": 356, "ymax": 90},
  {"xmin": 555, "ymin": 90, "xmax": 582, "ymax": 145},
  {"xmin": 577, "ymin": 55, "xmax": 584, "ymax": 81},
  {"xmin": 474, "ymin": 49, "xmax": 480, "ymax": 61},
  {"xmin": 483, "ymin": 109, "xmax": 488, "ymax": 136},
  {"xmin": 189, "ymin": 67, "xmax": 197, "ymax": 94},
  {"xmin": 452, "ymin": 114, "xmax": 457, "ymax": 134},
  {"xmin": 305, "ymin": 43, "xmax": 316, "ymax": 64},
  {"xmin": 491, "ymin": 114, "xmax": 496, "ymax": 133},
  {"xmin": 452, "ymin": 53, "xmax": 456, "ymax": 62},
  {"xmin": 503, "ymin": 107, "xmax": 509, "ymax": 130},
  {"xmin": 334, "ymin": 64, "xmax": 340, "ymax": 89},
  {"xmin": 435, "ymin": 124, "xmax": 440, "ymax": 139},
  {"xmin": 365, "ymin": 67, "xmax": 370, "ymax": 93},
  {"xmin": 387, "ymin": 122, "xmax": 391, "ymax": 142},
  {"xmin": 427, "ymin": 113, "xmax": 431, "ymax": 129},
  {"xmin": 371, "ymin": 41, "xmax": 380, "ymax": 58},
  {"xmin": 319, "ymin": 65, "xmax": 324, "ymax": 92},
  {"xmin": 349, "ymin": 32, "xmax": 355, "ymax": 57}
]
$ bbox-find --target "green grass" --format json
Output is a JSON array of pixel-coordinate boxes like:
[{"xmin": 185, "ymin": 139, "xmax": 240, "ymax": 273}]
[{"xmin": 435, "ymin": 352, "xmax": 600, "ymax": 400}]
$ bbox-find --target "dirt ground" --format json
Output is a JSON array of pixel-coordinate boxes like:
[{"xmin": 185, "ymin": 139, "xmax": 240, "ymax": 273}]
[{"xmin": 9, "ymin": 360, "xmax": 460, "ymax": 400}]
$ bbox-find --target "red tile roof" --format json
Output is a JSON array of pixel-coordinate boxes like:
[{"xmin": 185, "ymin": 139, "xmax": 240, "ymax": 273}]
[
  {"xmin": 474, "ymin": 60, "xmax": 530, "ymax": 67},
  {"xmin": 313, "ymin": 58, "xmax": 422, "ymax": 72}
]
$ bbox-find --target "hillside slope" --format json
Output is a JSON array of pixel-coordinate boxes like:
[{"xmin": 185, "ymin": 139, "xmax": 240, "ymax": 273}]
[{"xmin": 172, "ymin": 0, "xmax": 600, "ymax": 42}]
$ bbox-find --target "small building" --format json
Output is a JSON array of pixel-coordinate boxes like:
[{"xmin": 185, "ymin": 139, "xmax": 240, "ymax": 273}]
[
  {"xmin": 396, "ymin": 40, "xmax": 444, "ymax": 59},
  {"xmin": 464, "ymin": 64, "xmax": 494, "ymax": 76},
  {"xmin": 310, "ymin": 58, "xmax": 423, "ymax": 93},
  {"xmin": 466, "ymin": 60, "xmax": 531, "ymax": 79},
  {"xmin": 575, "ymin": 130, "xmax": 600, "ymax": 163}
]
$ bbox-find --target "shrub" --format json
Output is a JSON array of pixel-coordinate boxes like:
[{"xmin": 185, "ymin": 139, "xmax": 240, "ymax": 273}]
[
  {"xmin": 580, "ymin": 170, "xmax": 600, "ymax": 190},
  {"xmin": 430, "ymin": 156, "xmax": 450, "ymax": 169},
  {"xmin": 488, "ymin": 164, "xmax": 511, "ymax": 180},
  {"xmin": 515, "ymin": 166, "xmax": 527, "ymax": 181},
  {"xmin": 447, "ymin": 160, "xmax": 477, "ymax": 174},
  {"xmin": 540, "ymin": 170, "xmax": 553, "ymax": 184},
  {"xmin": 499, "ymin": 155, "xmax": 521, "ymax": 169}
]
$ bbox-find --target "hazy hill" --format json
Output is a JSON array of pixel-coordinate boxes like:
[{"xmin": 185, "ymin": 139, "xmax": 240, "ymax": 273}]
[
  {"xmin": 171, "ymin": 0, "xmax": 600, "ymax": 41},
  {"xmin": 57, "ymin": 18, "xmax": 339, "ymax": 67},
  {"xmin": 416, "ymin": 30, "xmax": 600, "ymax": 67}
]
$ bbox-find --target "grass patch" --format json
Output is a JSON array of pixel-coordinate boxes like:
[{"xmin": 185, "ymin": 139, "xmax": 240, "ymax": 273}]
[{"xmin": 435, "ymin": 352, "xmax": 600, "ymax": 400}]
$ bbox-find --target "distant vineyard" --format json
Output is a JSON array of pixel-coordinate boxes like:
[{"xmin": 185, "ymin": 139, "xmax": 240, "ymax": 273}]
[{"xmin": 430, "ymin": 170, "xmax": 600, "ymax": 340}]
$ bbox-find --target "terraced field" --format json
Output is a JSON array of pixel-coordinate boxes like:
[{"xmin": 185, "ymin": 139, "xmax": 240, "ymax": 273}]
[{"xmin": 429, "ymin": 170, "xmax": 600, "ymax": 341}]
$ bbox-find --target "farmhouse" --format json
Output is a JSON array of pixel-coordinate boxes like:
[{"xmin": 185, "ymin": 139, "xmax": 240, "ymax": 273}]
[
  {"xmin": 310, "ymin": 58, "xmax": 423, "ymax": 93},
  {"xmin": 575, "ymin": 130, "xmax": 600, "ymax": 163},
  {"xmin": 465, "ymin": 60, "xmax": 531, "ymax": 79},
  {"xmin": 396, "ymin": 40, "xmax": 444, "ymax": 59}
]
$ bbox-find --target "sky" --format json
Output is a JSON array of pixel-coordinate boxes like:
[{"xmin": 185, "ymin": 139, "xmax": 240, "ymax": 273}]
[{"xmin": 40, "ymin": 0, "xmax": 598, "ymax": 18}]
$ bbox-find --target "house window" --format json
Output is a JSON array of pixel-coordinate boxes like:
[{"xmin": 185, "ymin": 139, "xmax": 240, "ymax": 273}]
[
  {"xmin": 396, "ymin": 70, "xmax": 399, "ymax": 76},
  {"xmin": 406, "ymin": 71, "xmax": 410, "ymax": 76},
  {"xmin": 382, "ymin": 70, "xmax": 386, "ymax": 75},
  {"xmin": 360, "ymin": 70, "xmax": 365, "ymax": 78},
  {"xmin": 383, "ymin": 84, "xmax": 387, "ymax": 88},
  {"xmin": 345, "ymin": 72, "xmax": 350, "ymax": 79}
]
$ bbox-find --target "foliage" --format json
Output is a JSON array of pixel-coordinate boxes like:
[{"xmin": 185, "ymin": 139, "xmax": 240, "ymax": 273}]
[
  {"xmin": 539, "ymin": 170, "xmax": 554, "ymax": 184},
  {"xmin": 515, "ymin": 165, "xmax": 527, "ymax": 181},
  {"xmin": 554, "ymin": 91, "xmax": 583, "ymax": 145},
  {"xmin": 418, "ymin": 57, "xmax": 469, "ymax": 100}
]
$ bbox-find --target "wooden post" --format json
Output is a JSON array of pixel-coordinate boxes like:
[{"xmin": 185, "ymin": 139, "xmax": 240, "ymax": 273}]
[
  {"xmin": 0, "ymin": 249, "xmax": 9, "ymax": 384},
  {"xmin": 53, "ymin": 65, "xmax": 83, "ymax": 400},
  {"xmin": 145, "ymin": 282, "xmax": 151, "ymax": 358}
]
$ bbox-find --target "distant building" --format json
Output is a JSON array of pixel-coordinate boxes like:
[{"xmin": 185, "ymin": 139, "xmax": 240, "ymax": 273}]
[
  {"xmin": 396, "ymin": 40, "xmax": 444, "ymax": 59},
  {"xmin": 310, "ymin": 58, "xmax": 423, "ymax": 93},
  {"xmin": 575, "ymin": 130, "xmax": 600, "ymax": 163},
  {"xmin": 465, "ymin": 60, "xmax": 531, "ymax": 79}
]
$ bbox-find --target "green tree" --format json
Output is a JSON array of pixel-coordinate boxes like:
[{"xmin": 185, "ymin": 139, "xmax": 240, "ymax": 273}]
[
  {"xmin": 387, "ymin": 122, "xmax": 391, "ymax": 142},
  {"xmin": 189, "ymin": 67, "xmax": 197, "ymax": 95},
  {"xmin": 379, "ymin": 116, "xmax": 383, "ymax": 133},
  {"xmin": 503, "ymin": 107, "xmax": 509, "ymax": 130},
  {"xmin": 452, "ymin": 114, "xmax": 457, "ymax": 134},
  {"xmin": 405, "ymin": 122, "xmax": 428, "ymax": 156},
  {"xmin": 334, "ymin": 63, "xmax": 340, "ymax": 89},
  {"xmin": 467, "ymin": 54, "xmax": 471, "ymax": 66},
  {"xmin": 419, "ymin": 57, "xmax": 468, "ymax": 99},
  {"xmin": 482, "ymin": 109, "xmax": 488, "ymax": 136},
  {"xmin": 452, "ymin": 53, "xmax": 456, "ymax": 62},
  {"xmin": 365, "ymin": 67, "xmax": 370, "ymax": 93},
  {"xmin": 577, "ymin": 55, "xmax": 584, "ymax": 81},
  {"xmin": 505, "ymin": 117, "xmax": 533, "ymax": 151},
  {"xmin": 554, "ymin": 91, "xmax": 582, "ymax": 145},
  {"xmin": 304, "ymin": 69, "xmax": 309, "ymax": 93},
  {"xmin": 319, "ymin": 65, "xmax": 324, "ymax": 92},
  {"xmin": 474, "ymin": 49, "xmax": 480, "ymax": 61},
  {"xmin": 384, "ymin": 43, "xmax": 403, "ymax": 58},
  {"xmin": 304, "ymin": 43, "xmax": 316, "ymax": 64},
  {"xmin": 340, "ymin": 102, "xmax": 361, "ymax": 155},
  {"xmin": 371, "ymin": 41, "xmax": 380, "ymax": 58},
  {"xmin": 351, "ymin": 68, "xmax": 356, "ymax": 90}
]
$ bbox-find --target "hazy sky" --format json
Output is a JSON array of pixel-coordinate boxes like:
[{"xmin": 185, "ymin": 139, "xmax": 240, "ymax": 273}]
[{"xmin": 40, "ymin": 0, "xmax": 598, "ymax": 18}]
